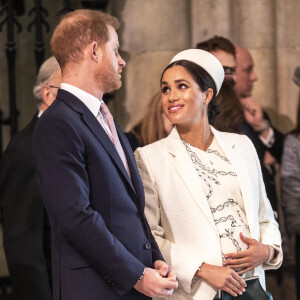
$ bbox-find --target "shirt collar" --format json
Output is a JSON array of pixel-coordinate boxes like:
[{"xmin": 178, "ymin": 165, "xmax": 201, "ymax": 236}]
[
  {"xmin": 38, "ymin": 109, "xmax": 44, "ymax": 118},
  {"xmin": 61, "ymin": 83, "xmax": 102, "ymax": 117}
]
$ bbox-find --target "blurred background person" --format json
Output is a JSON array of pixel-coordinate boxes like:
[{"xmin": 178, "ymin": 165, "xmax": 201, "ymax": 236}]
[
  {"xmin": 196, "ymin": 36, "xmax": 237, "ymax": 83},
  {"xmin": 234, "ymin": 45, "xmax": 284, "ymax": 215},
  {"xmin": 126, "ymin": 91, "xmax": 173, "ymax": 151},
  {"xmin": 280, "ymin": 65, "xmax": 300, "ymax": 300},
  {"xmin": 213, "ymin": 80, "xmax": 244, "ymax": 134},
  {"xmin": 0, "ymin": 56, "xmax": 61, "ymax": 300}
]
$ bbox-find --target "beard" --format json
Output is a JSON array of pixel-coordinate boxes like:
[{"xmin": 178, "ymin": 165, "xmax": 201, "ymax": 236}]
[{"xmin": 95, "ymin": 56, "xmax": 122, "ymax": 94}]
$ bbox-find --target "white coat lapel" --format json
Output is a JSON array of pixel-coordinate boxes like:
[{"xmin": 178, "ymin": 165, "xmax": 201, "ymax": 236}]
[
  {"xmin": 211, "ymin": 127, "xmax": 255, "ymax": 234},
  {"xmin": 165, "ymin": 128, "xmax": 217, "ymax": 230}
]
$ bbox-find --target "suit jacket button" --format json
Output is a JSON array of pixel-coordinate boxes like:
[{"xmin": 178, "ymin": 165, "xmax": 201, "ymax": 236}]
[{"xmin": 145, "ymin": 242, "xmax": 151, "ymax": 250}]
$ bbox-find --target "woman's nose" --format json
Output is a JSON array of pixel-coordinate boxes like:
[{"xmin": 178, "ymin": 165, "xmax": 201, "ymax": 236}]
[{"xmin": 168, "ymin": 90, "xmax": 178, "ymax": 101}]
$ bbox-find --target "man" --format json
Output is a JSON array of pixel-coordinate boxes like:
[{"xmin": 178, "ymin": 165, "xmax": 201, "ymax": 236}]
[
  {"xmin": 234, "ymin": 46, "xmax": 258, "ymax": 99},
  {"xmin": 0, "ymin": 56, "xmax": 61, "ymax": 300},
  {"xmin": 234, "ymin": 46, "xmax": 284, "ymax": 212},
  {"xmin": 32, "ymin": 10, "xmax": 177, "ymax": 300},
  {"xmin": 234, "ymin": 46, "xmax": 283, "ymax": 161},
  {"xmin": 196, "ymin": 37, "xmax": 283, "ymax": 212},
  {"xmin": 196, "ymin": 36, "xmax": 237, "ymax": 82}
]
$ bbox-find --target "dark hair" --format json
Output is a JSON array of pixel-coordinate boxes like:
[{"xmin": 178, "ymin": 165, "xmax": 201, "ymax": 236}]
[
  {"xmin": 213, "ymin": 81, "xmax": 244, "ymax": 133},
  {"xmin": 161, "ymin": 60, "xmax": 220, "ymax": 124},
  {"xmin": 196, "ymin": 36, "xmax": 236, "ymax": 58}
]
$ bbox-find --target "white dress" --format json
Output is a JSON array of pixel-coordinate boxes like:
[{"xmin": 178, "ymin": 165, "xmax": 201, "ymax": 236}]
[{"xmin": 183, "ymin": 138, "xmax": 252, "ymax": 276}]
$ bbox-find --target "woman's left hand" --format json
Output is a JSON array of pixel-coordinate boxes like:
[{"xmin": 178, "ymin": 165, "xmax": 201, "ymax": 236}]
[{"xmin": 222, "ymin": 233, "xmax": 270, "ymax": 275}]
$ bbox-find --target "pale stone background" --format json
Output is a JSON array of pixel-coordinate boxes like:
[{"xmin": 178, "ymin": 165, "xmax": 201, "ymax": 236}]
[{"xmin": 0, "ymin": 0, "xmax": 299, "ymax": 298}]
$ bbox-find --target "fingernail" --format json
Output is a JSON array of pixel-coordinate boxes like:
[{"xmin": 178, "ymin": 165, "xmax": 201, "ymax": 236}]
[{"xmin": 243, "ymin": 288, "xmax": 246, "ymax": 292}]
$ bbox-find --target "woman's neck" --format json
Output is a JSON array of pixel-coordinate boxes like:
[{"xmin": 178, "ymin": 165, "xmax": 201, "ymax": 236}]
[{"xmin": 177, "ymin": 121, "xmax": 213, "ymax": 151}]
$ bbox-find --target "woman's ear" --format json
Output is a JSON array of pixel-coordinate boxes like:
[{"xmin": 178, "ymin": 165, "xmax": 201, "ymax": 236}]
[{"xmin": 204, "ymin": 88, "xmax": 214, "ymax": 104}]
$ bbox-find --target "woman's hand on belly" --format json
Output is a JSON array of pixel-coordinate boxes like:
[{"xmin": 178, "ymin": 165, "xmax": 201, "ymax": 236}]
[
  {"xmin": 222, "ymin": 232, "xmax": 270, "ymax": 275},
  {"xmin": 196, "ymin": 263, "xmax": 246, "ymax": 297}
]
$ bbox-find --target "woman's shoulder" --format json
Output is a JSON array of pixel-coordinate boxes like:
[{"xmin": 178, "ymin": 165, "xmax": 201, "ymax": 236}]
[
  {"xmin": 213, "ymin": 128, "xmax": 251, "ymax": 143},
  {"xmin": 284, "ymin": 133, "xmax": 300, "ymax": 147},
  {"xmin": 136, "ymin": 136, "xmax": 169, "ymax": 155}
]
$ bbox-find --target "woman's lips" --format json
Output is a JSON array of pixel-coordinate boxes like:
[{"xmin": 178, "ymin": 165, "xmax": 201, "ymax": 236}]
[{"xmin": 168, "ymin": 104, "xmax": 184, "ymax": 113}]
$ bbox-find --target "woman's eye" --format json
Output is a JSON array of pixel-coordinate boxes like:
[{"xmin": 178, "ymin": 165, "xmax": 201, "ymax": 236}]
[
  {"xmin": 178, "ymin": 83, "xmax": 187, "ymax": 89},
  {"xmin": 161, "ymin": 86, "xmax": 169, "ymax": 94}
]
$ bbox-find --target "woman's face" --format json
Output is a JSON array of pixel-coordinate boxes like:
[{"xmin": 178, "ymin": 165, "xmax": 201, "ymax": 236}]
[{"xmin": 161, "ymin": 65, "xmax": 208, "ymax": 127}]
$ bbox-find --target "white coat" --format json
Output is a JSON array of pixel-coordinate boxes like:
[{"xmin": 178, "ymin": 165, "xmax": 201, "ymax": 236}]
[{"xmin": 135, "ymin": 127, "xmax": 282, "ymax": 300}]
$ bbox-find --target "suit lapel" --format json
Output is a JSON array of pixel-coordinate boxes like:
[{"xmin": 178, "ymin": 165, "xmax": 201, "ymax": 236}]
[
  {"xmin": 166, "ymin": 128, "xmax": 217, "ymax": 230},
  {"xmin": 211, "ymin": 127, "xmax": 255, "ymax": 233},
  {"xmin": 57, "ymin": 90, "xmax": 135, "ymax": 194},
  {"xmin": 117, "ymin": 126, "xmax": 144, "ymax": 200}
]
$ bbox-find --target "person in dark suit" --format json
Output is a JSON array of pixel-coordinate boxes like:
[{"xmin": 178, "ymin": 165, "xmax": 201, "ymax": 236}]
[
  {"xmin": 234, "ymin": 45, "xmax": 284, "ymax": 213},
  {"xmin": 0, "ymin": 56, "xmax": 61, "ymax": 300},
  {"xmin": 32, "ymin": 9, "xmax": 177, "ymax": 300}
]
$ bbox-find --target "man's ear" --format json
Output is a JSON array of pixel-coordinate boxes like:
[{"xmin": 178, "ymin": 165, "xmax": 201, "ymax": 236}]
[
  {"xmin": 90, "ymin": 41, "xmax": 102, "ymax": 63},
  {"xmin": 41, "ymin": 86, "xmax": 54, "ymax": 107}
]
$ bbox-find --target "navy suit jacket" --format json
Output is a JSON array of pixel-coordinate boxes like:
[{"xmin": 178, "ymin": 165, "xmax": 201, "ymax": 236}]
[
  {"xmin": 239, "ymin": 112, "xmax": 284, "ymax": 210},
  {"xmin": 0, "ymin": 114, "xmax": 52, "ymax": 300},
  {"xmin": 32, "ymin": 89, "xmax": 163, "ymax": 300}
]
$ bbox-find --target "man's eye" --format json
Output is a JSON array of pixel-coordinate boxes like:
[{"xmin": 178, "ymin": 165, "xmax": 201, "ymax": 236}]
[{"xmin": 114, "ymin": 49, "xmax": 119, "ymax": 54}]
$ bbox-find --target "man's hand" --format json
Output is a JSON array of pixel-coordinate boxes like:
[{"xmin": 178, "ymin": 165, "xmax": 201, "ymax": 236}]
[
  {"xmin": 241, "ymin": 97, "xmax": 269, "ymax": 134},
  {"xmin": 153, "ymin": 260, "xmax": 176, "ymax": 280},
  {"xmin": 134, "ymin": 267, "xmax": 178, "ymax": 298},
  {"xmin": 223, "ymin": 233, "xmax": 270, "ymax": 275},
  {"xmin": 196, "ymin": 263, "xmax": 246, "ymax": 297}
]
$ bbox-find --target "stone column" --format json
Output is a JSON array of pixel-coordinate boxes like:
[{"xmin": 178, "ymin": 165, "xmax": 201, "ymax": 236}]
[
  {"xmin": 191, "ymin": 0, "xmax": 235, "ymax": 47},
  {"xmin": 111, "ymin": 0, "xmax": 191, "ymax": 129},
  {"xmin": 276, "ymin": 0, "xmax": 300, "ymax": 132}
]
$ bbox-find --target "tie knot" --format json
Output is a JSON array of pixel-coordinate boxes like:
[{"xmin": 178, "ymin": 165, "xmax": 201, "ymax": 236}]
[{"xmin": 100, "ymin": 102, "xmax": 109, "ymax": 115}]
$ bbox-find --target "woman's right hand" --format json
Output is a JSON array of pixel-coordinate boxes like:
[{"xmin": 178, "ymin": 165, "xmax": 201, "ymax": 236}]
[{"xmin": 196, "ymin": 263, "xmax": 246, "ymax": 297}]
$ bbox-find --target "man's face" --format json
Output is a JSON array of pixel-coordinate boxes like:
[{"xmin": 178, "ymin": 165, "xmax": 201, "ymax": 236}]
[
  {"xmin": 210, "ymin": 50, "xmax": 236, "ymax": 83},
  {"xmin": 96, "ymin": 25, "xmax": 126, "ymax": 94},
  {"xmin": 41, "ymin": 67, "xmax": 62, "ymax": 111},
  {"xmin": 234, "ymin": 47, "xmax": 258, "ymax": 99}
]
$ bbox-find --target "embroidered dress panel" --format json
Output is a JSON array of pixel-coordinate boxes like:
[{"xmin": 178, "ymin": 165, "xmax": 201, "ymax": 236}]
[{"xmin": 183, "ymin": 138, "xmax": 251, "ymax": 263}]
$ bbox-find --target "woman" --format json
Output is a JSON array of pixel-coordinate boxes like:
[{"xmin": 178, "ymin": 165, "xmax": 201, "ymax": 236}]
[
  {"xmin": 135, "ymin": 49, "xmax": 282, "ymax": 299},
  {"xmin": 281, "ymin": 66, "xmax": 300, "ymax": 300}
]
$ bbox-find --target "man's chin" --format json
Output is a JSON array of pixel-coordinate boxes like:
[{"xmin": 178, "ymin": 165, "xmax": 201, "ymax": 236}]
[{"xmin": 104, "ymin": 80, "xmax": 122, "ymax": 94}]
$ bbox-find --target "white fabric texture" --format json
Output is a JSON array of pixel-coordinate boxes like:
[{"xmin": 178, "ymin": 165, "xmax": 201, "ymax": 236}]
[{"xmin": 135, "ymin": 127, "xmax": 282, "ymax": 300}]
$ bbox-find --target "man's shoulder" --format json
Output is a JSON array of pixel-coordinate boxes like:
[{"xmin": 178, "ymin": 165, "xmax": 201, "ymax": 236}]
[{"xmin": 2, "ymin": 115, "xmax": 37, "ymax": 154}]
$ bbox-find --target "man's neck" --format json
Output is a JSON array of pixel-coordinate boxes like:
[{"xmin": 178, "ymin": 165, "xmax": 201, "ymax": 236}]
[{"xmin": 62, "ymin": 64, "xmax": 103, "ymax": 100}]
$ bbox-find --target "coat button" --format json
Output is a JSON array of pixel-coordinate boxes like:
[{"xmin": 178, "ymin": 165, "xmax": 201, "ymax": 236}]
[{"xmin": 145, "ymin": 242, "xmax": 151, "ymax": 250}]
